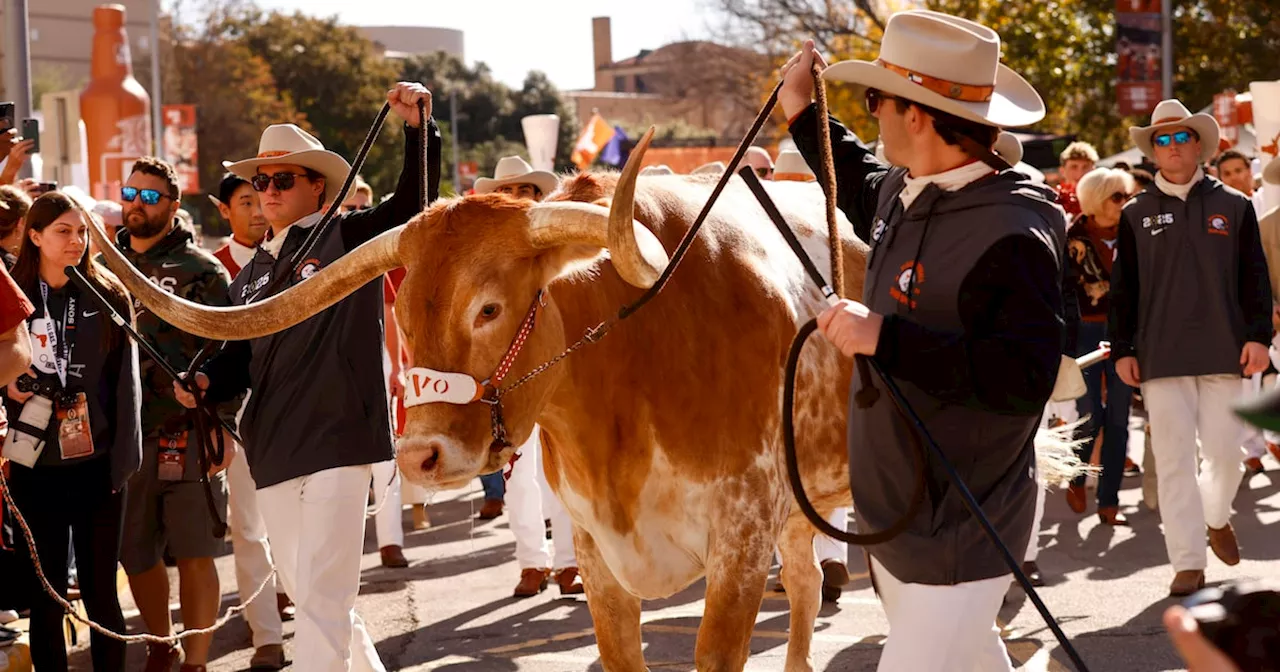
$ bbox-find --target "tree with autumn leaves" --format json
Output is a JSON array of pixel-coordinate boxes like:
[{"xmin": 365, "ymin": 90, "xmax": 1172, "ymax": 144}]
[{"xmin": 714, "ymin": 0, "xmax": 1280, "ymax": 158}]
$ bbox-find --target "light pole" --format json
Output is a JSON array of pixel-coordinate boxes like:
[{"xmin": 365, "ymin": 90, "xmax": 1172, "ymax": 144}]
[
  {"xmin": 1161, "ymin": 0, "xmax": 1173, "ymax": 100},
  {"xmin": 6, "ymin": 0, "xmax": 33, "ymax": 179},
  {"xmin": 150, "ymin": 0, "xmax": 163, "ymax": 159}
]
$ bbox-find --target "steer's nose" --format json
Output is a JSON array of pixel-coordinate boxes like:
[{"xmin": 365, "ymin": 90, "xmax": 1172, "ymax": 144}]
[
  {"xmin": 396, "ymin": 434, "xmax": 458, "ymax": 486},
  {"xmin": 418, "ymin": 441, "xmax": 441, "ymax": 473}
]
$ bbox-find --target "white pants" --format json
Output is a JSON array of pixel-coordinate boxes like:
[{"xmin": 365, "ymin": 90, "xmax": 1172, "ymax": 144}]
[
  {"xmin": 814, "ymin": 508, "xmax": 850, "ymax": 564},
  {"xmin": 370, "ymin": 460, "xmax": 403, "ymax": 549},
  {"xmin": 1025, "ymin": 481, "xmax": 1047, "ymax": 563},
  {"xmin": 872, "ymin": 557, "xmax": 1013, "ymax": 672},
  {"xmin": 226, "ymin": 446, "xmax": 283, "ymax": 648},
  {"xmin": 1142, "ymin": 375, "xmax": 1246, "ymax": 571},
  {"xmin": 258, "ymin": 465, "xmax": 385, "ymax": 672},
  {"xmin": 507, "ymin": 431, "xmax": 576, "ymax": 570}
]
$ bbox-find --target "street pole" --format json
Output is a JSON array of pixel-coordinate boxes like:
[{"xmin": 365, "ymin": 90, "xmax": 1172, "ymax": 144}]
[
  {"xmin": 1161, "ymin": 0, "xmax": 1173, "ymax": 100},
  {"xmin": 450, "ymin": 92, "xmax": 460, "ymax": 193},
  {"xmin": 6, "ymin": 0, "xmax": 33, "ymax": 179},
  {"xmin": 150, "ymin": 0, "xmax": 163, "ymax": 159}
]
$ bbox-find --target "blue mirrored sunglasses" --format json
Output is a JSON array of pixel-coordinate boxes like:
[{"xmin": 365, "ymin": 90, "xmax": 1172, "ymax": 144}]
[
  {"xmin": 1153, "ymin": 130, "xmax": 1196, "ymax": 147},
  {"xmin": 120, "ymin": 186, "xmax": 169, "ymax": 205}
]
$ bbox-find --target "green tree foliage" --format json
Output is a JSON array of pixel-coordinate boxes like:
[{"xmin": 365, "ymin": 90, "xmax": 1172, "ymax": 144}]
[
  {"xmin": 397, "ymin": 52, "xmax": 579, "ymax": 175},
  {"xmin": 715, "ymin": 0, "xmax": 1280, "ymax": 158}
]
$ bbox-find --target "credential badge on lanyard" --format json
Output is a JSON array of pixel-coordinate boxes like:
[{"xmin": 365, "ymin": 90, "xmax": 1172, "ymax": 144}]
[{"xmin": 39, "ymin": 280, "xmax": 75, "ymax": 389}]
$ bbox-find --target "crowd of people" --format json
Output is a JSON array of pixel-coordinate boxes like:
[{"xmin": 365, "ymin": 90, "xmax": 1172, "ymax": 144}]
[{"xmin": 0, "ymin": 8, "xmax": 1274, "ymax": 671}]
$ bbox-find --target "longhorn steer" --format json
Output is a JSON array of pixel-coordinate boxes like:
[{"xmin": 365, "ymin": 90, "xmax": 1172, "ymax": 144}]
[{"xmin": 92, "ymin": 137, "xmax": 868, "ymax": 671}]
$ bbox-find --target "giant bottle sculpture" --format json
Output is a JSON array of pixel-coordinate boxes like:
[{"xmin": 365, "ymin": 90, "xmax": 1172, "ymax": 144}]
[{"xmin": 80, "ymin": 4, "xmax": 151, "ymax": 199}]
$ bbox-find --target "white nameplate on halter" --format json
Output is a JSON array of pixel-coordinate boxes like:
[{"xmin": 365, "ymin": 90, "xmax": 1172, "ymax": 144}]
[{"xmin": 403, "ymin": 368, "xmax": 484, "ymax": 408}]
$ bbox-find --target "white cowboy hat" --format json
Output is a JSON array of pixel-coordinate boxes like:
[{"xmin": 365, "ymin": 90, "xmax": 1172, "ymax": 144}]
[
  {"xmin": 639, "ymin": 164, "xmax": 675, "ymax": 176},
  {"xmin": 227, "ymin": 124, "xmax": 352, "ymax": 204},
  {"xmin": 821, "ymin": 10, "xmax": 1045, "ymax": 128},
  {"xmin": 1263, "ymin": 156, "xmax": 1280, "ymax": 186},
  {"xmin": 743, "ymin": 146, "xmax": 774, "ymax": 168},
  {"xmin": 773, "ymin": 150, "xmax": 815, "ymax": 181},
  {"xmin": 1128, "ymin": 99, "xmax": 1220, "ymax": 164},
  {"xmin": 473, "ymin": 156, "xmax": 558, "ymax": 196},
  {"xmin": 993, "ymin": 132, "xmax": 1023, "ymax": 165},
  {"xmin": 692, "ymin": 161, "xmax": 726, "ymax": 176}
]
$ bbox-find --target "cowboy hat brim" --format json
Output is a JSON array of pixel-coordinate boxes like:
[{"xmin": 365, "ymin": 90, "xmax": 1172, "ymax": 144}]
[
  {"xmin": 822, "ymin": 60, "xmax": 1045, "ymax": 128},
  {"xmin": 473, "ymin": 170, "xmax": 558, "ymax": 196},
  {"xmin": 1263, "ymin": 156, "xmax": 1280, "ymax": 186},
  {"xmin": 227, "ymin": 149, "xmax": 353, "ymax": 204},
  {"xmin": 1128, "ymin": 114, "xmax": 1220, "ymax": 164}
]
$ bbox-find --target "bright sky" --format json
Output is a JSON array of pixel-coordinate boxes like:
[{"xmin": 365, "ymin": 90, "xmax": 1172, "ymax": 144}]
[{"xmin": 250, "ymin": 0, "xmax": 717, "ymax": 92}]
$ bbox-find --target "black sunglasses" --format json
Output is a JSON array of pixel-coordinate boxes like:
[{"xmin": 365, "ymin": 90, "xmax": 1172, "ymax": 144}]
[
  {"xmin": 1108, "ymin": 192, "xmax": 1129, "ymax": 204},
  {"xmin": 1153, "ymin": 130, "xmax": 1197, "ymax": 147},
  {"xmin": 865, "ymin": 88, "xmax": 906, "ymax": 115},
  {"xmin": 120, "ymin": 186, "xmax": 171, "ymax": 205},
  {"xmin": 340, "ymin": 203, "xmax": 371, "ymax": 213},
  {"xmin": 251, "ymin": 172, "xmax": 310, "ymax": 193}
]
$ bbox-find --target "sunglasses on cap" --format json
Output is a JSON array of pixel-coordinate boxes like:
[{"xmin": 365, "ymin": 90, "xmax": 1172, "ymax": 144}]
[
  {"xmin": 864, "ymin": 88, "xmax": 907, "ymax": 115},
  {"xmin": 1153, "ymin": 130, "xmax": 1197, "ymax": 147},
  {"xmin": 251, "ymin": 172, "xmax": 311, "ymax": 193},
  {"xmin": 120, "ymin": 186, "xmax": 171, "ymax": 205}
]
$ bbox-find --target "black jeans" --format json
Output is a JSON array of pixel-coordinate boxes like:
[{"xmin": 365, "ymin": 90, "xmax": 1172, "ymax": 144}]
[
  {"xmin": 1071, "ymin": 320, "xmax": 1133, "ymax": 508},
  {"xmin": 8, "ymin": 456, "xmax": 127, "ymax": 672}
]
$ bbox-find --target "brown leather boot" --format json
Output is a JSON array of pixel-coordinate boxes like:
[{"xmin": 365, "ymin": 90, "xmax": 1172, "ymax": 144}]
[
  {"xmin": 478, "ymin": 498, "xmax": 504, "ymax": 520},
  {"xmin": 820, "ymin": 559, "xmax": 850, "ymax": 602},
  {"xmin": 1065, "ymin": 483, "xmax": 1087, "ymax": 514},
  {"xmin": 1097, "ymin": 507, "xmax": 1129, "ymax": 526},
  {"xmin": 513, "ymin": 568, "xmax": 551, "ymax": 598},
  {"xmin": 1208, "ymin": 524, "xmax": 1240, "ymax": 566},
  {"xmin": 1169, "ymin": 569, "xmax": 1205, "ymax": 597},
  {"xmin": 380, "ymin": 545, "xmax": 409, "ymax": 568},
  {"xmin": 249, "ymin": 643, "xmax": 286, "ymax": 670},
  {"xmin": 554, "ymin": 567, "xmax": 585, "ymax": 595},
  {"xmin": 412, "ymin": 503, "xmax": 431, "ymax": 530},
  {"xmin": 144, "ymin": 642, "xmax": 182, "ymax": 672},
  {"xmin": 1021, "ymin": 561, "xmax": 1045, "ymax": 587}
]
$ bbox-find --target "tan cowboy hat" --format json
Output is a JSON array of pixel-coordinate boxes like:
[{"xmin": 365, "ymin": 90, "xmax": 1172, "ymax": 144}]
[
  {"xmin": 773, "ymin": 150, "xmax": 815, "ymax": 181},
  {"xmin": 227, "ymin": 124, "xmax": 351, "ymax": 204},
  {"xmin": 1128, "ymin": 99, "xmax": 1220, "ymax": 164},
  {"xmin": 993, "ymin": 132, "xmax": 1023, "ymax": 165},
  {"xmin": 474, "ymin": 156, "xmax": 558, "ymax": 195},
  {"xmin": 639, "ymin": 164, "xmax": 675, "ymax": 176},
  {"xmin": 692, "ymin": 161, "xmax": 726, "ymax": 176},
  {"xmin": 1263, "ymin": 156, "xmax": 1280, "ymax": 186},
  {"xmin": 821, "ymin": 10, "xmax": 1045, "ymax": 128}
]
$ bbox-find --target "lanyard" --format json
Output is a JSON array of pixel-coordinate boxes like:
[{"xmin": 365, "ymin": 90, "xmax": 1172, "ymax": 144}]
[{"xmin": 39, "ymin": 280, "xmax": 76, "ymax": 388}]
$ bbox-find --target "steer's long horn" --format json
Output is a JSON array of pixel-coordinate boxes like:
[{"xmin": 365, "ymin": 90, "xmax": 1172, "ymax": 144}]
[
  {"xmin": 526, "ymin": 127, "xmax": 670, "ymax": 289},
  {"xmin": 89, "ymin": 214, "xmax": 404, "ymax": 341}
]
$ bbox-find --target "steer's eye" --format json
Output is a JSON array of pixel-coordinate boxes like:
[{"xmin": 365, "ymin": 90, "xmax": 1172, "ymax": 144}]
[{"xmin": 477, "ymin": 303, "xmax": 502, "ymax": 323}]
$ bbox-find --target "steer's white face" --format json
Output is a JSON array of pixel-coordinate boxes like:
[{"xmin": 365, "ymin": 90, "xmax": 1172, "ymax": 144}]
[{"xmin": 391, "ymin": 195, "xmax": 575, "ymax": 491}]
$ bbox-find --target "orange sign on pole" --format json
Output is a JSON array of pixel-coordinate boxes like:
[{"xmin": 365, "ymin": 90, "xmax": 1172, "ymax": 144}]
[{"xmin": 163, "ymin": 105, "xmax": 199, "ymax": 193}]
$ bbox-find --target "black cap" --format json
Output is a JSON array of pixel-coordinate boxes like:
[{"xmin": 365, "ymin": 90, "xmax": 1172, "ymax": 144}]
[{"xmin": 217, "ymin": 172, "xmax": 249, "ymax": 205}]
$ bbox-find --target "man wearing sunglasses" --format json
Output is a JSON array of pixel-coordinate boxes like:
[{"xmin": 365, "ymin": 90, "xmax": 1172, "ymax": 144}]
[
  {"xmin": 114, "ymin": 157, "xmax": 236, "ymax": 672},
  {"xmin": 1110, "ymin": 98, "xmax": 1272, "ymax": 597},
  {"xmin": 171, "ymin": 82, "xmax": 437, "ymax": 672}
]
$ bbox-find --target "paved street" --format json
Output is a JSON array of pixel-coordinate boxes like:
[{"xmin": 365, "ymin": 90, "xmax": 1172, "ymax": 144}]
[{"xmin": 69, "ymin": 439, "xmax": 1280, "ymax": 671}]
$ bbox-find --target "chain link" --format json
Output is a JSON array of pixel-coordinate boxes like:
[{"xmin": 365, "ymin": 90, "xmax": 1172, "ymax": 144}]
[{"xmin": 497, "ymin": 320, "xmax": 615, "ymax": 398}]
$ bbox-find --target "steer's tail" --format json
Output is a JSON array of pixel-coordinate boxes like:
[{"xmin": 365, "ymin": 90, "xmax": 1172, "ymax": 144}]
[{"xmin": 1034, "ymin": 420, "xmax": 1094, "ymax": 487}]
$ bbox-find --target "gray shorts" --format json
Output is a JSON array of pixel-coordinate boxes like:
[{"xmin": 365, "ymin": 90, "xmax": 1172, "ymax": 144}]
[{"xmin": 122, "ymin": 440, "xmax": 228, "ymax": 575}]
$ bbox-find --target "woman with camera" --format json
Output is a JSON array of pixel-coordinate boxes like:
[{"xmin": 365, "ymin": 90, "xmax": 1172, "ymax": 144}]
[{"xmin": 3, "ymin": 191, "xmax": 141, "ymax": 671}]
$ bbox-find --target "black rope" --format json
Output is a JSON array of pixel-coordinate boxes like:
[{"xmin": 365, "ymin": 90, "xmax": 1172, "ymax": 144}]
[{"xmin": 616, "ymin": 82, "xmax": 784, "ymax": 321}]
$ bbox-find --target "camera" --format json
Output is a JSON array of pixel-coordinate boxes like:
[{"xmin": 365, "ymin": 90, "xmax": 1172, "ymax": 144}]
[
  {"xmin": 15, "ymin": 374, "xmax": 56, "ymax": 397},
  {"xmin": 1184, "ymin": 580, "xmax": 1280, "ymax": 671},
  {"xmin": 2, "ymin": 393, "xmax": 53, "ymax": 468}
]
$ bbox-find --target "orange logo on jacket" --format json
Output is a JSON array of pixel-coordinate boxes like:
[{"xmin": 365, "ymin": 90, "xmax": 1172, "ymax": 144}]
[
  {"xmin": 889, "ymin": 260, "xmax": 924, "ymax": 309},
  {"xmin": 1208, "ymin": 214, "xmax": 1229, "ymax": 236}
]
